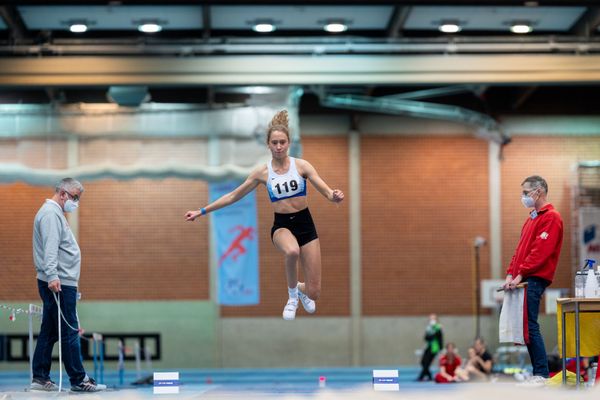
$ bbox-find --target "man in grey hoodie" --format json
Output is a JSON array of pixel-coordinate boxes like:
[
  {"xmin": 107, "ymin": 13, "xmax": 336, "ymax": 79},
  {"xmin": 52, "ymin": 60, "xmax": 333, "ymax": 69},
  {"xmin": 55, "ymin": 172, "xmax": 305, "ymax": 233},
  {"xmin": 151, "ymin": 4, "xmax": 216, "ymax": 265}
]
[{"xmin": 31, "ymin": 178, "xmax": 105, "ymax": 393}]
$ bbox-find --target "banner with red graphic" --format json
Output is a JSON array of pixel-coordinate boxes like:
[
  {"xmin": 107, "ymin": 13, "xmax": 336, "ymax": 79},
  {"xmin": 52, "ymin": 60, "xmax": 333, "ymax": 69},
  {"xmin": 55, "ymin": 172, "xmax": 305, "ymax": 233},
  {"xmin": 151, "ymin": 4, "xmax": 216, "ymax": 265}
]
[{"xmin": 209, "ymin": 181, "xmax": 259, "ymax": 306}]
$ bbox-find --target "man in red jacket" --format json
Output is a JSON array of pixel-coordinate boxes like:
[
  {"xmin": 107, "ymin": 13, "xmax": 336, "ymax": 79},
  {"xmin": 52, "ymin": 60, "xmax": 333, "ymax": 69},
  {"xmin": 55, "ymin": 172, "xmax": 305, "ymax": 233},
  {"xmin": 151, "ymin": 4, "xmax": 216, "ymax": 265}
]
[{"xmin": 503, "ymin": 175, "xmax": 564, "ymax": 384}]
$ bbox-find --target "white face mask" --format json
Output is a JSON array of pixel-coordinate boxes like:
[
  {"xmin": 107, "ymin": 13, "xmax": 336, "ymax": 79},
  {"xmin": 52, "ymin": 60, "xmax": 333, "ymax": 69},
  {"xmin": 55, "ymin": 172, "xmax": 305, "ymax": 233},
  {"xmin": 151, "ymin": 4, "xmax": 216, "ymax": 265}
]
[
  {"xmin": 521, "ymin": 187, "xmax": 539, "ymax": 208},
  {"xmin": 521, "ymin": 195, "xmax": 535, "ymax": 208},
  {"xmin": 64, "ymin": 199, "xmax": 79, "ymax": 213}
]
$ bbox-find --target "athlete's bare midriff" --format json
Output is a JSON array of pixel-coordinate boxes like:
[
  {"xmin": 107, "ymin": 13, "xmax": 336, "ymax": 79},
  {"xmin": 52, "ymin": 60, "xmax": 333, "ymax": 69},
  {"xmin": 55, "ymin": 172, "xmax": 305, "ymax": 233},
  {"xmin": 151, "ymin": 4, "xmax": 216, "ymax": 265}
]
[{"xmin": 270, "ymin": 196, "xmax": 309, "ymax": 214}]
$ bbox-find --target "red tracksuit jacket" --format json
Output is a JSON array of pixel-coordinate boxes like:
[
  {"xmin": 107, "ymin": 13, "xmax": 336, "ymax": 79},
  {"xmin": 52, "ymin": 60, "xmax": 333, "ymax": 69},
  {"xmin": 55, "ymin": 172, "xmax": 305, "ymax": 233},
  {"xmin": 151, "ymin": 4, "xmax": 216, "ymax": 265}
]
[{"xmin": 507, "ymin": 204, "xmax": 564, "ymax": 284}]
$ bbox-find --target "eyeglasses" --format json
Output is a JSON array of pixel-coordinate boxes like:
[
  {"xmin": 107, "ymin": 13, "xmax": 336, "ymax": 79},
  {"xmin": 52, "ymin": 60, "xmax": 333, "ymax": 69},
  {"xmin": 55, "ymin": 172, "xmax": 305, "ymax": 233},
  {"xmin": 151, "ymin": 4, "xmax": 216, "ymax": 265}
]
[
  {"xmin": 522, "ymin": 188, "xmax": 538, "ymax": 197},
  {"xmin": 64, "ymin": 190, "xmax": 80, "ymax": 202}
]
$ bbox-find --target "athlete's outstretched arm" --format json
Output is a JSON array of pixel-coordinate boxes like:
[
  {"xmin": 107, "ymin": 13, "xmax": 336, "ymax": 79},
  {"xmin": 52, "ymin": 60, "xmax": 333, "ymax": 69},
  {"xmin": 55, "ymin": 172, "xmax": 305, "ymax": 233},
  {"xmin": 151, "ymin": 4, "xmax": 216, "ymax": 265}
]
[
  {"xmin": 300, "ymin": 159, "xmax": 344, "ymax": 203},
  {"xmin": 185, "ymin": 167, "xmax": 263, "ymax": 221}
]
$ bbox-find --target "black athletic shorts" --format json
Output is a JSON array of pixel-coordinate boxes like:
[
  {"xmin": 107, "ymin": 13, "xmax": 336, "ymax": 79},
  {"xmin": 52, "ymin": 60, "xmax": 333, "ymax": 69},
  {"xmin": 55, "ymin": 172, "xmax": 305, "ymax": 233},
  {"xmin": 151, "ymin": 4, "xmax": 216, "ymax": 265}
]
[{"xmin": 271, "ymin": 207, "xmax": 319, "ymax": 247}]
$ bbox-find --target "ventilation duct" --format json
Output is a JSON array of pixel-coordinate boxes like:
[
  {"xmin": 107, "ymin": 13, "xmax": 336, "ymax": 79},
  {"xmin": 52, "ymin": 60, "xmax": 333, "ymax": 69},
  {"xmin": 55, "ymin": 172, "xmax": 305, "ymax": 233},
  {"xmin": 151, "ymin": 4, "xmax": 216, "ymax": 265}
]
[
  {"xmin": 321, "ymin": 93, "xmax": 510, "ymax": 144},
  {"xmin": 107, "ymin": 86, "xmax": 150, "ymax": 107}
]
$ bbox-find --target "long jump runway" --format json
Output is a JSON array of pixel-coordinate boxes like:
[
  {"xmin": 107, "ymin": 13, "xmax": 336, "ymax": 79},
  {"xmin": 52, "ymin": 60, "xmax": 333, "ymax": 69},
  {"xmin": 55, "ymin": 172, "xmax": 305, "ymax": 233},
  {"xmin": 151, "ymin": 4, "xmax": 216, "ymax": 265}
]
[{"xmin": 0, "ymin": 367, "xmax": 593, "ymax": 399}]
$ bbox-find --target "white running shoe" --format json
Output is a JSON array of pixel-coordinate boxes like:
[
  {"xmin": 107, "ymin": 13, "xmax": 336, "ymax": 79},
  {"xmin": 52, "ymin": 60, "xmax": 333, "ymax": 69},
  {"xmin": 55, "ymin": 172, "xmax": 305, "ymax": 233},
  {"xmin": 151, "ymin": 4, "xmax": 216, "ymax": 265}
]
[
  {"xmin": 71, "ymin": 375, "xmax": 107, "ymax": 392},
  {"xmin": 298, "ymin": 288, "xmax": 316, "ymax": 314},
  {"xmin": 516, "ymin": 375, "xmax": 548, "ymax": 388},
  {"xmin": 282, "ymin": 298, "xmax": 299, "ymax": 320},
  {"xmin": 30, "ymin": 378, "xmax": 59, "ymax": 392},
  {"xmin": 514, "ymin": 371, "xmax": 531, "ymax": 382}
]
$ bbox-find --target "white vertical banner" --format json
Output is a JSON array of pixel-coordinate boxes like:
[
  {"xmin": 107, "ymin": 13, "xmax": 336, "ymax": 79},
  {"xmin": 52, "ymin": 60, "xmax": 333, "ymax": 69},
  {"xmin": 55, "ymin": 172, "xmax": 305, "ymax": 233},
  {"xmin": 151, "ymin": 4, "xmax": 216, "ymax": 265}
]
[{"xmin": 579, "ymin": 207, "xmax": 600, "ymax": 266}]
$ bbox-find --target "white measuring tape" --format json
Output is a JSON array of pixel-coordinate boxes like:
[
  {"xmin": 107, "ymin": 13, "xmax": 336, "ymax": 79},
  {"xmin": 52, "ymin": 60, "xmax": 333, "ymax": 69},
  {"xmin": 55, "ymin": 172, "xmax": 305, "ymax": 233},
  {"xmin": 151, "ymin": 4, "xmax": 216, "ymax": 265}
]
[{"xmin": 51, "ymin": 291, "xmax": 83, "ymax": 393}]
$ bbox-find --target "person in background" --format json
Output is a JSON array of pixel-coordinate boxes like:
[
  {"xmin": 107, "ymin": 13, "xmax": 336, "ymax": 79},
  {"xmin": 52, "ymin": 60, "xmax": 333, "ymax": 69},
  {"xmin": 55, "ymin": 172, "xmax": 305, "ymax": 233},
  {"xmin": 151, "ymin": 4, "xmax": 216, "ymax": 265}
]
[
  {"xmin": 416, "ymin": 313, "xmax": 444, "ymax": 381},
  {"xmin": 462, "ymin": 338, "xmax": 494, "ymax": 381},
  {"xmin": 435, "ymin": 343, "xmax": 463, "ymax": 383}
]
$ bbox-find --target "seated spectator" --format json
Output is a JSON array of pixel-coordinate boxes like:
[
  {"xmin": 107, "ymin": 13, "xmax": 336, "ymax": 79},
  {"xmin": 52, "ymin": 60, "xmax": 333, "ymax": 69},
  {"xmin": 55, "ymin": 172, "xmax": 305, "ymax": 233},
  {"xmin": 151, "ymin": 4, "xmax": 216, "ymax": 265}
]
[
  {"xmin": 435, "ymin": 343, "xmax": 463, "ymax": 383},
  {"xmin": 462, "ymin": 338, "xmax": 493, "ymax": 381}
]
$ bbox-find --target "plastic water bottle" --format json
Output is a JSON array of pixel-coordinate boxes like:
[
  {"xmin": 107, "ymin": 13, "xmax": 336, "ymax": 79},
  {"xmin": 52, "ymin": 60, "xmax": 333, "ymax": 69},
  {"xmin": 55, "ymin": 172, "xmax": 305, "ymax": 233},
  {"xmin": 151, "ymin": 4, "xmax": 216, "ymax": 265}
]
[
  {"xmin": 318, "ymin": 376, "xmax": 326, "ymax": 388},
  {"xmin": 574, "ymin": 270, "xmax": 586, "ymax": 298},
  {"xmin": 575, "ymin": 258, "xmax": 593, "ymax": 297},
  {"xmin": 576, "ymin": 259, "xmax": 594, "ymax": 298},
  {"xmin": 584, "ymin": 259, "xmax": 598, "ymax": 299},
  {"xmin": 586, "ymin": 362, "xmax": 597, "ymax": 388}
]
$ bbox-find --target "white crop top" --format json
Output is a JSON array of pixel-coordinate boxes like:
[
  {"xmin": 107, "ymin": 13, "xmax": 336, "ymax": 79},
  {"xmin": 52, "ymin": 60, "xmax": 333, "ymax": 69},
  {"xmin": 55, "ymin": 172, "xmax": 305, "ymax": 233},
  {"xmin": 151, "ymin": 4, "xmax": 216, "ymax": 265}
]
[{"xmin": 266, "ymin": 157, "xmax": 307, "ymax": 202}]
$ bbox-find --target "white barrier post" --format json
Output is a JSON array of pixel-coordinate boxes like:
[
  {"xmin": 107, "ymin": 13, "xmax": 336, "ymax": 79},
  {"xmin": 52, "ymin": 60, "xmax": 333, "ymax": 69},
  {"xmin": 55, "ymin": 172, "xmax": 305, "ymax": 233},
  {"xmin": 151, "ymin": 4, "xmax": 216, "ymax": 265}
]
[
  {"xmin": 144, "ymin": 345, "xmax": 153, "ymax": 375},
  {"xmin": 134, "ymin": 341, "xmax": 142, "ymax": 380},
  {"xmin": 28, "ymin": 304, "xmax": 43, "ymax": 385},
  {"xmin": 29, "ymin": 309, "xmax": 33, "ymax": 383},
  {"xmin": 118, "ymin": 340, "xmax": 125, "ymax": 386},
  {"xmin": 92, "ymin": 333, "xmax": 104, "ymax": 383}
]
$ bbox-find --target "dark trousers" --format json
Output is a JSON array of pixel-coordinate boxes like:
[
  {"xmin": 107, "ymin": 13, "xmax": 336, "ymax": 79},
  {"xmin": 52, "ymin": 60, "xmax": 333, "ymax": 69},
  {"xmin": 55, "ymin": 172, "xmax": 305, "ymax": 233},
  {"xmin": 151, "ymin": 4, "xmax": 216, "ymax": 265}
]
[
  {"xmin": 418, "ymin": 347, "xmax": 437, "ymax": 380},
  {"xmin": 32, "ymin": 279, "xmax": 86, "ymax": 386},
  {"xmin": 525, "ymin": 276, "xmax": 550, "ymax": 378}
]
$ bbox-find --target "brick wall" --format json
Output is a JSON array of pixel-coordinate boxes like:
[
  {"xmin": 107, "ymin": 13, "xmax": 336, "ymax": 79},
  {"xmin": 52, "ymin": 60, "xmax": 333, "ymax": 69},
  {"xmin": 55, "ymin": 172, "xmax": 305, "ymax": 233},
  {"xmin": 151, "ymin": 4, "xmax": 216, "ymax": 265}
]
[
  {"xmin": 1, "ymin": 135, "xmax": 598, "ymax": 317},
  {"xmin": 0, "ymin": 183, "xmax": 49, "ymax": 300},
  {"xmin": 0, "ymin": 179, "xmax": 209, "ymax": 301},
  {"xmin": 77, "ymin": 178, "xmax": 209, "ymax": 300},
  {"xmin": 361, "ymin": 136, "xmax": 490, "ymax": 315}
]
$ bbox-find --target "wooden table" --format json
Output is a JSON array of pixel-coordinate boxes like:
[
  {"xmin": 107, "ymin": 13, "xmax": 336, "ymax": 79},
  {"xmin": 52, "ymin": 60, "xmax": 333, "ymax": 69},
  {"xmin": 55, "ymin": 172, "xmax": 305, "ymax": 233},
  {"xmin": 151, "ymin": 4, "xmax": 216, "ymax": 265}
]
[{"xmin": 557, "ymin": 298, "xmax": 600, "ymax": 388}]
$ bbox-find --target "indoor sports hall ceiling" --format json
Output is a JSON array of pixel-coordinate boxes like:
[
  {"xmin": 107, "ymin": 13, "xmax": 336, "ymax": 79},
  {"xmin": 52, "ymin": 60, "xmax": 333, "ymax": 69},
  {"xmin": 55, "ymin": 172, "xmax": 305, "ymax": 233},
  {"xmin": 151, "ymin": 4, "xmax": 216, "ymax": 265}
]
[{"xmin": 0, "ymin": 1, "xmax": 599, "ymax": 115}]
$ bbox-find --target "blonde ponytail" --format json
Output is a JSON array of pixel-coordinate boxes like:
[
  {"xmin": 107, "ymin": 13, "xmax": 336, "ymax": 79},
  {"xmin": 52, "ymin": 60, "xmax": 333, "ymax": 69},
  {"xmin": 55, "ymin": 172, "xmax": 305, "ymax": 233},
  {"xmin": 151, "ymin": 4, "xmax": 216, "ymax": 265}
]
[{"xmin": 267, "ymin": 110, "xmax": 290, "ymax": 142}]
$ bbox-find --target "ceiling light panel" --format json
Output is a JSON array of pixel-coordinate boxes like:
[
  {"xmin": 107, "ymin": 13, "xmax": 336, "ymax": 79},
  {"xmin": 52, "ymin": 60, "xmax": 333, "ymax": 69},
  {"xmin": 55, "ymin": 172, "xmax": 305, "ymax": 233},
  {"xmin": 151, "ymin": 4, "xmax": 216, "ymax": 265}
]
[
  {"xmin": 438, "ymin": 22, "xmax": 462, "ymax": 33},
  {"xmin": 69, "ymin": 23, "xmax": 88, "ymax": 33},
  {"xmin": 252, "ymin": 23, "xmax": 276, "ymax": 33},
  {"xmin": 18, "ymin": 5, "xmax": 203, "ymax": 31},
  {"xmin": 405, "ymin": 6, "xmax": 586, "ymax": 32},
  {"xmin": 211, "ymin": 6, "xmax": 393, "ymax": 31},
  {"xmin": 323, "ymin": 22, "xmax": 348, "ymax": 33},
  {"xmin": 510, "ymin": 23, "xmax": 533, "ymax": 34}
]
